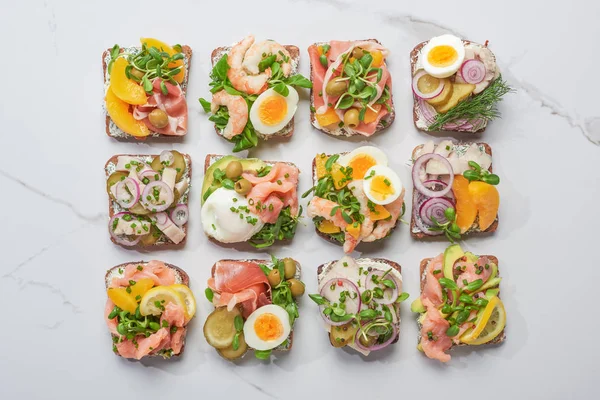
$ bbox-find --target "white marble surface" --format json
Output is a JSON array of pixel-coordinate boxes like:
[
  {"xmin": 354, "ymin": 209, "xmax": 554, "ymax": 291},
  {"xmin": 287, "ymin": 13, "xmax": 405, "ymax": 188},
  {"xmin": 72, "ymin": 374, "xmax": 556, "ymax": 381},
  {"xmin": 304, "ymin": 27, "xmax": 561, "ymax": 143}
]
[{"xmin": 1, "ymin": 0, "xmax": 598, "ymax": 399}]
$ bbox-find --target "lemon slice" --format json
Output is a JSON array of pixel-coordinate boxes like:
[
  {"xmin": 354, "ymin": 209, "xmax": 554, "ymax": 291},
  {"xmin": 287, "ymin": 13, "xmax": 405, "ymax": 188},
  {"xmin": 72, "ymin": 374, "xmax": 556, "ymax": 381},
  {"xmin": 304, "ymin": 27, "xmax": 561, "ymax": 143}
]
[
  {"xmin": 170, "ymin": 284, "xmax": 197, "ymax": 320},
  {"xmin": 139, "ymin": 286, "xmax": 186, "ymax": 317},
  {"xmin": 460, "ymin": 296, "xmax": 506, "ymax": 345}
]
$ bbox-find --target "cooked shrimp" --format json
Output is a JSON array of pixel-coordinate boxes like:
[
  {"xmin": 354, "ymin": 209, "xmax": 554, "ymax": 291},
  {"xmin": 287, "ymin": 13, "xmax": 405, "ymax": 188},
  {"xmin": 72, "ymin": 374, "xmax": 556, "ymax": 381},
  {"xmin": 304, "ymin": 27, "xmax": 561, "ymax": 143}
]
[
  {"xmin": 210, "ymin": 90, "xmax": 248, "ymax": 139},
  {"xmin": 362, "ymin": 188, "xmax": 405, "ymax": 241},
  {"xmin": 227, "ymin": 35, "xmax": 270, "ymax": 95},
  {"xmin": 347, "ymin": 180, "xmax": 374, "ymax": 239},
  {"xmin": 242, "ymin": 40, "xmax": 292, "ymax": 77},
  {"xmin": 307, "ymin": 197, "xmax": 359, "ymax": 253}
]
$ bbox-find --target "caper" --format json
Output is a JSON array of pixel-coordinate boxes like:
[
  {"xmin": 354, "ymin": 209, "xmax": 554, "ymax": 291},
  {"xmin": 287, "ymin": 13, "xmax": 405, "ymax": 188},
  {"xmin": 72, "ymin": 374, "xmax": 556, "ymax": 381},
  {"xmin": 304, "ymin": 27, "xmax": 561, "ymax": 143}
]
[
  {"xmin": 234, "ymin": 178, "xmax": 252, "ymax": 195},
  {"xmin": 344, "ymin": 108, "xmax": 360, "ymax": 128},
  {"xmin": 288, "ymin": 279, "xmax": 305, "ymax": 297},
  {"xmin": 148, "ymin": 109, "xmax": 169, "ymax": 129},
  {"xmin": 267, "ymin": 269, "xmax": 282, "ymax": 287},
  {"xmin": 325, "ymin": 77, "xmax": 348, "ymax": 97},
  {"xmin": 225, "ymin": 161, "xmax": 243, "ymax": 179},
  {"xmin": 352, "ymin": 47, "xmax": 365, "ymax": 60},
  {"xmin": 130, "ymin": 68, "xmax": 145, "ymax": 80},
  {"xmin": 283, "ymin": 258, "xmax": 296, "ymax": 279}
]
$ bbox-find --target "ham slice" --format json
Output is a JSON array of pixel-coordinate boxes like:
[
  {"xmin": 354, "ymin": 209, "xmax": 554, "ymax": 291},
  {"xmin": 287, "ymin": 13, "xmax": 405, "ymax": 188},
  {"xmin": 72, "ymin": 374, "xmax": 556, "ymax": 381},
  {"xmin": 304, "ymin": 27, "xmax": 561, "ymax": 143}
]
[{"xmin": 133, "ymin": 79, "xmax": 188, "ymax": 136}]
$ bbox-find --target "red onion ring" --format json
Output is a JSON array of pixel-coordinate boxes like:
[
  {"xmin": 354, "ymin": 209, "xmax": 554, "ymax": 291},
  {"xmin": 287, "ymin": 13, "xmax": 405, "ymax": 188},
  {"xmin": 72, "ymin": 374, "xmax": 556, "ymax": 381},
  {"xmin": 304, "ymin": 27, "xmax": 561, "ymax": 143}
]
[
  {"xmin": 416, "ymin": 98, "xmax": 438, "ymax": 126},
  {"xmin": 354, "ymin": 320, "xmax": 398, "ymax": 352},
  {"xmin": 412, "ymin": 154, "xmax": 454, "ymax": 198},
  {"xmin": 419, "ymin": 197, "xmax": 455, "ymax": 226},
  {"xmin": 412, "ymin": 70, "xmax": 444, "ymax": 99},
  {"xmin": 139, "ymin": 169, "xmax": 160, "ymax": 182},
  {"xmin": 170, "ymin": 204, "xmax": 189, "ymax": 227},
  {"xmin": 114, "ymin": 178, "xmax": 140, "ymax": 209},
  {"xmin": 141, "ymin": 181, "xmax": 174, "ymax": 212},
  {"xmin": 151, "ymin": 212, "xmax": 169, "ymax": 226},
  {"xmin": 460, "ymin": 59, "xmax": 486, "ymax": 84},
  {"xmin": 108, "ymin": 212, "xmax": 141, "ymax": 247},
  {"xmin": 319, "ymin": 278, "xmax": 361, "ymax": 327},
  {"xmin": 365, "ymin": 271, "xmax": 399, "ymax": 305},
  {"xmin": 420, "ymin": 180, "xmax": 454, "ymax": 200},
  {"xmin": 160, "ymin": 150, "xmax": 175, "ymax": 166}
]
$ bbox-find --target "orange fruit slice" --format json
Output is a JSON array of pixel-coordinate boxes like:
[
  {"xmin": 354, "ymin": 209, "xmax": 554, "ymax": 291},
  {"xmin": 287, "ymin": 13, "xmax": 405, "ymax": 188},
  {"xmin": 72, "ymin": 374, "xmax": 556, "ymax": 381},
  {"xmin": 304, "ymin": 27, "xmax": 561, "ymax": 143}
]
[
  {"xmin": 468, "ymin": 181, "xmax": 499, "ymax": 231},
  {"xmin": 140, "ymin": 38, "xmax": 185, "ymax": 83},
  {"xmin": 105, "ymin": 85, "xmax": 150, "ymax": 137},
  {"xmin": 371, "ymin": 50, "xmax": 384, "ymax": 67},
  {"xmin": 452, "ymin": 176, "xmax": 477, "ymax": 233},
  {"xmin": 109, "ymin": 58, "xmax": 148, "ymax": 105},
  {"xmin": 315, "ymin": 107, "xmax": 341, "ymax": 128},
  {"xmin": 363, "ymin": 104, "xmax": 382, "ymax": 124}
]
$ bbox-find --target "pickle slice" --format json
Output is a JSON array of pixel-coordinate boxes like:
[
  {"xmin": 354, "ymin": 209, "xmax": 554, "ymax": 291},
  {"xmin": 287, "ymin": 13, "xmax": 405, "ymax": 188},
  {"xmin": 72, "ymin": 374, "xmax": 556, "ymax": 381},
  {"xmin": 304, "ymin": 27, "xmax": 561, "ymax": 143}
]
[
  {"xmin": 203, "ymin": 307, "xmax": 241, "ymax": 349},
  {"xmin": 329, "ymin": 322, "xmax": 359, "ymax": 348},
  {"xmin": 106, "ymin": 171, "xmax": 129, "ymax": 198},
  {"xmin": 129, "ymin": 202, "xmax": 151, "ymax": 215},
  {"xmin": 151, "ymin": 150, "xmax": 186, "ymax": 182},
  {"xmin": 139, "ymin": 225, "xmax": 161, "ymax": 246},
  {"xmin": 217, "ymin": 332, "xmax": 248, "ymax": 360}
]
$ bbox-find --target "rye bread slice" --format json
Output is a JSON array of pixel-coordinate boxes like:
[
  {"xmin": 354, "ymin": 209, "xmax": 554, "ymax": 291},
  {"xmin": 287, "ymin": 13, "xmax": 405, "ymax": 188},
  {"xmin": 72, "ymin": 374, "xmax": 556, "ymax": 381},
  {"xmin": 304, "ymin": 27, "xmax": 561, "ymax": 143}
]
[
  {"xmin": 104, "ymin": 153, "xmax": 192, "ymax": 249},
  {"xmin": 102, "ymin": 44, "xmax": 192, "ymax": 140},
  {"xmin": 105, "ymin": 261, "xmax": 191, "ymax": 359},
  {"xmin": 209, "ymin": 43, "xmax": 300, "ymax": 141},
  {"xmin": 309, "ymin": 153, "xmax": 403, "ymax": 248},
  {"xmin": 410, "ymin": 40, "xmax": 494, "ymax": 133},
  {"xmin": 208, "ymin": 259, "xmax": 302, "ymax": 357},
  {"xmin": 417, "ymin": 255, "xmax": 506, "ymax": 348},
  {"xmin": 309, "ymin": 39, "xmax": 395, "ymax": 137},
  {"xmin": 316, "ymin": 258, "xmax": 402, "ymax": 348},
  {"xmin": 410, "ymin": 142, "xmax": 498, "ymax": 239}
]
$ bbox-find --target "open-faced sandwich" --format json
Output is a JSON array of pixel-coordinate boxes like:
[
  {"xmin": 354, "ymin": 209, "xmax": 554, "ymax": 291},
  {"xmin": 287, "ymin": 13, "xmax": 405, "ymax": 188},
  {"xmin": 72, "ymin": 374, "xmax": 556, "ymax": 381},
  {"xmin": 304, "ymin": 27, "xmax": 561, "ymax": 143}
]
[
  {"xmin": 103, "ymin": 38, "xmax": 191, "ymax": 139},
  {"xmin": 199, "ymin": 35, "xmax": 312, "ymax": 152},
  {"xmin": 105, "ymin": 151, "xmax": 191, "ymax": 248},
  {"xmin": 201, "ymin": 154, "xmax": 300, "ymax": 248},
  {"xmin": 308, "ymin": 40, "xmax": 394, "ymax": 136},
  {"xmin": 203, "ymin": 257, "xmax": 305, "ymax": 360},
  {"xmin": 304, "ymin": 146, "xmax": 405, "ymax": 253},
  {"xmin": 309, "ymin": 256, "xmax": 409, "ymax": 356},
  {"xmin": 410, "ymin": 140, "xmax": 500, "ymax": 241},
  {"xmin": 104, "ymin": 260, "xmax": 196, "ymax": 360},
  {"xmin": 411, "ymin": 35, "xmax": 512, "ymax": 132},
  {"xmin": 411, "ymin": 244, "xmax": 505, "ymax": 362}
]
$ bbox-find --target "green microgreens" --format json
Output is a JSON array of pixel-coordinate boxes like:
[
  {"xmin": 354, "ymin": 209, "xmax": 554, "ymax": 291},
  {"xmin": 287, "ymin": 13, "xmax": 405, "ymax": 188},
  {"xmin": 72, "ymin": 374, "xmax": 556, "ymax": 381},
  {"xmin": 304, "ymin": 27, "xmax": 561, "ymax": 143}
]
[
  {"xmin": 428, "ymin": 207, "xmax": 461, "ymax": 243},
  {"xmin": 120, "ymin": 44, "xmax": 184, "ymax": 94},
  {"xmin": 463, "ymin": 161, "xmax": 500, "ymax": 185}
]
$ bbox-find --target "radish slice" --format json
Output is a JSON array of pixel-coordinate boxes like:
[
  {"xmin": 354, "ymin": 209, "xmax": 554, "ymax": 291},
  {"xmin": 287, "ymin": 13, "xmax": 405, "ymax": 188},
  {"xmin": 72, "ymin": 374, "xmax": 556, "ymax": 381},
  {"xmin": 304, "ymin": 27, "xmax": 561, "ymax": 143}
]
[
  {"xmin": 460, "ymin": 59, "xmax": 486, "ymax": 84},
  {"xmin": 170, "ymin": 204, "xmax": 189, "ymax": 227},
  {"xmin": 412, "ymin": 70, "xmax": 444, "ymax": 99}
]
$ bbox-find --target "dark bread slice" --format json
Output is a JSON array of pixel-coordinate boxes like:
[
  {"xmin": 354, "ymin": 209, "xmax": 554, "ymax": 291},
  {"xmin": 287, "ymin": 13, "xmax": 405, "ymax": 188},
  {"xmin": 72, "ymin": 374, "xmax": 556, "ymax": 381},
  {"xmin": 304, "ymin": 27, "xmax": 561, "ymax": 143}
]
[
  {"xmin": 105, "ymin": 261, "xmax": 190, "ymax": 359},
  {"xmin": 209, "ymin": 43, "xmax": 300, "ymax": 141},
  {"xmin": 309, "ymin": 153, "xmax": 403, "ymax": 247},
  {"xmin": 410, "ymin": 142, "xmax": 498, "ymax": 239},
  {"xmin": 102, "ymin": 45, "xmax": 193, "ymax": 140},
  {"xmin": 105, "ymin": 153, "xmax": 192, "ymax": 249},
  {"xmin": 410, "ymin": 40, "xmax": 493, "ymax": 133},
  {"xmin": 208, "ymin": 259, "xmax": 302, "ymax": 355},
  {"xmin": 316, "ymin": 258, "xmax": 402, "ymax": 348},
  {"xmin": 309, "ymin": 39, "xmax": 395, "ymax": 137},
  {"xmin": 418, "ymin": 255, "xmax": 505, "ymax": 347}
]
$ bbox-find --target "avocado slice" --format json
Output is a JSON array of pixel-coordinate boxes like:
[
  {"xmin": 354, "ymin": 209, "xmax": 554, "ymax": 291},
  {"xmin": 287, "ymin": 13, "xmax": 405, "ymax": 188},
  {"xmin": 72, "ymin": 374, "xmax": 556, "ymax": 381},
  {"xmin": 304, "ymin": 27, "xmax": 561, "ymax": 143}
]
[
  {"xmin": 201, "ymin": 156, "xmax": 266, "ymax": 203},
  {"xmin": 485, "ymin": 288, "xmax": 499, "ymax": 299},
  {"xmin": 443, "ymin": 244, "xmax": 465, "ymax": 280},
  {"xmin": 411, "ymin": 298, "xmax": 425, "ymax": 313},
  {"xmin": 480, "ymin": 277, "xmax": 502, "ymax": 292},
  {"xmin": 464, "ymin": 251, "xmax": 479, "ymax": 263}
]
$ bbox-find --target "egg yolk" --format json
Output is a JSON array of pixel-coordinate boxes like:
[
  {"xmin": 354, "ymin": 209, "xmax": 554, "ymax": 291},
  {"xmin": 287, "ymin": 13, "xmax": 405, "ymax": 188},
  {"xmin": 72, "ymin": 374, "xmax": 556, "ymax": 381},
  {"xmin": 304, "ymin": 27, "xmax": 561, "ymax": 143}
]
[
  {"xmin": 348, "ymin": 155, "xmax": 377, "ymax": 180},
  {"xmin": 427, "ymin": 45, "xmax": 458, "ymax": 67},
  {"xmin": 258, "ymin": 95, "xmax": 288, "ymax": 126},
  {"xmin": 370, "ymin": 175, "xmax": 394, "ymax": 201},
  {"xmin": 254, "ymin": 313, "xmax": 283, "ymax": 341}
]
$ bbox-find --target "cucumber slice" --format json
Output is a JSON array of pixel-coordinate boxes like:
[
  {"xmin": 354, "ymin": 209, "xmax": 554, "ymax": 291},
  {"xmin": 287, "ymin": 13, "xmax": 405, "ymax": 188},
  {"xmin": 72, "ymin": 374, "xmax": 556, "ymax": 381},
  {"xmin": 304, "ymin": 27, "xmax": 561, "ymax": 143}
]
[
  {"xmin": 217, "ymin": 333, "xmax": 248, "ymax": 360},
  {"xmin": 106, "ymin": 171, "xmax": 128, "ymax": 198},
  {"xmin": 151, "ymin": 150, "xmax": 186, "ymax": 181},
  {"xmin": 203, "ymin": 307, "xmax": 241, "ymax": 349},
  {"xmin": 139, "ymin": 226, "xmax": 161, "ymax": 246},
  {"xmin": 129, "ymin": 202, "xmax": 151, "ymax": 215}
]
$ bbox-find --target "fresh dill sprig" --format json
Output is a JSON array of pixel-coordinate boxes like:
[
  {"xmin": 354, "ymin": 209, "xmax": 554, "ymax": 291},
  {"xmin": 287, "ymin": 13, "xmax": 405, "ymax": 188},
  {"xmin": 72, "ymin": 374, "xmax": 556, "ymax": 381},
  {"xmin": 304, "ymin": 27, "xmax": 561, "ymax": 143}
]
[{"xmin": 428, "ymin": 76, "xmax": 514, "ymax": 131}]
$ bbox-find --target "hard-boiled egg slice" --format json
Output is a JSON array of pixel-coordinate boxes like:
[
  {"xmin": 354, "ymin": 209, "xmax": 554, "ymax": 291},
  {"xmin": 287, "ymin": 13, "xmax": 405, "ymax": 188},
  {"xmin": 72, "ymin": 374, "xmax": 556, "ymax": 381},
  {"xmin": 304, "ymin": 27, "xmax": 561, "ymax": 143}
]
[
  {"xmin": 249, "ymin": 86, "xmax": 299, "ymax": 135},
  {"xmin": 421, "ymin": 34, "xmax": 465, "ymax": 78},
  {"xmin": 243, "ymin": 304, "xmax": 291, "ymax": 351},
  {"xmin": 363, "ymin": 165, "xmax": 403, "ymax": 205},
  {"xmin": 201, "ymin": 187, "xmax": 264, "ymax": 243},
  {"xmin": 337, "ymin": 146, "xmax": 388, "ymax": 180}
]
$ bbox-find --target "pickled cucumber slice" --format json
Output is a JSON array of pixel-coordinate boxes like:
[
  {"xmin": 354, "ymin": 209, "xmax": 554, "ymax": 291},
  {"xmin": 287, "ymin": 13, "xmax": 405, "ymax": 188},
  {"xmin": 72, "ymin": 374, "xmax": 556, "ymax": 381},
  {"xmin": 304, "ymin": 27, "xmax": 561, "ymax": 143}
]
[
  {"xmin": 151, "ymin": 150, "xmax": 186, "ymax": 181},
  {"xmin": 329, "ymin": 322, "xmax": 359, "ymax": 348},
  {"xmin": 217, "ymin": 333, "xmax": 248, "ymax": 360},
  {"xmin": 204, "ymin": 307, "xmax": 241, "ymax": 349},
  {"xmin": 106, "ymin": 171, "xmax": 128, "ymax": 198},
  {"xmin": 129, "ymin": 202, "xmax": 151, "ymax": 215},
  {"xmin": 139, "ymin": 226, "xmax": 161, "ymax": 246}
]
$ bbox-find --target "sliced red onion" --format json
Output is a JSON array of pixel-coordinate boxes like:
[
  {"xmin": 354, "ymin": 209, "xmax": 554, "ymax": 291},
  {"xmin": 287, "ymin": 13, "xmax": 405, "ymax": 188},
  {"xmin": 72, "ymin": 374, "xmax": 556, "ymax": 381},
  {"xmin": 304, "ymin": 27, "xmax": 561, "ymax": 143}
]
[
  {"xmin": 151, "ymin": 212, "xmax": 169, "ymax": 226},
  {"xmin": 460, "ymin": 59, "xmax": 486, "ymax": 84},
  {"xmin": 170, "ymin": 204, "xmax": 189, "ymax": 227},
  {"xmin": 419, "ymin": 197, "xmax": 455, "ymax": 226},
  {"xmin": 139, "ymin": 169, "xmax": 160, "ymax": 183},
  {"xmin": 416, "ymin": 98, "xmax": 438, "ymax": 126},
  {"xmin": 412, "ymin": 154, "xmax": 454, "ymax": 198},
  {"xmin": 319, "ymin": 278, "xmax": 361, "ymax": 327},
  {"xmin": 365, "ymin": 271, "xmax": 399, "ymax": 305},
  {"xmin": 421, "ymin": 180, "xmax": 454, "ymax": 199},
  {"xmin": 108, "ymin": 212, "xmax": 142, "ymax": 247},
  {"xmin": 412, "ymin": 70, "xmax": 444, "ymax": 99},
  {"xmin": 141, "ymin": 181, "xmax": 174, "ymax": 212},
  {"xmin": 354, "ymin": 320, "xmax": 398, "ymax": 352},
  {"xmin": 414, "ymin": 212, "xmax": 444, "ymax": 236},
  {"xmin": 443, "ymin": 118, "xmax": 468, "ymax": 130},
  {"xmin": 114, "ymin": 178, "xmax": 140, "ymax": 209},
  {"xmin": 160, "ymin": 150, "xmax": 175, "ymax": 167}
]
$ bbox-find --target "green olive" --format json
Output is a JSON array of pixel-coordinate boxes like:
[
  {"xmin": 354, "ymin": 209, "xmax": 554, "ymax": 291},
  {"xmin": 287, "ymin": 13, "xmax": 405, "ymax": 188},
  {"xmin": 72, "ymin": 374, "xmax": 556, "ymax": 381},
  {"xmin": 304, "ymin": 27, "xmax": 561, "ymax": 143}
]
[
  {"xmin": 283, "ymin": 258, "xmax": 297, "ymax": 279},
  {"xmin": 325, "ymin": 77, "xmax": 348, "ymax": 97},
  {"xmin": 225, "ymin": 161, "xmax": 243, "ymax": 179},
  {"xmin": 234, "ymin": 178, "xmax": 252, "ymax": 195},
  {"xmin": 344, "ymin": 109, "xmax": 360, "ymax": 128},
  {"xmin": 352, "ymin": 47, "xmax": 365, "ymax": 60},
  {"xmin": 288, "ymin": 279, "xmax": 305, "ymax": 297},
  {"xmin": 267, "ymin": 269, "xmax": 282, "ymax": 287},
  {"xmin": 130, "ymin": 68, "xmax": 145, "ymax": 80},
  {"xmin": 148, "ymin": 109, "xmax": 169, "ymax": 129}
]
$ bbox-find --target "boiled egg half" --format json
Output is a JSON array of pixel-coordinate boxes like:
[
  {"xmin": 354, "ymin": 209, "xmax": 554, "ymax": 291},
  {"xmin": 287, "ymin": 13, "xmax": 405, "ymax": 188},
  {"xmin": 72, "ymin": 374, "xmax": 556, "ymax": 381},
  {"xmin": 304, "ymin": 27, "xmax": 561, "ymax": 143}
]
[
  {"xmin": 243, "ymin": 304, "xmax": 291, "ymax": 351},
  {"xmin": 201, "ymin": 187, "xmax": 264, "ymax": 243},
  {"xmin": 362, "ymin": 165, "xmax": 403, "ymax": 205},
  {"xmin": 337, "ymin": 146, "xmax": 388, "ymax": 180},
  {"xmin": 250, "ymin": 86, "xmax": 299, "ymax": 135},
  {"xmin": 421, "ymin": 34, "xmax": 465, "ymax": 78}
]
